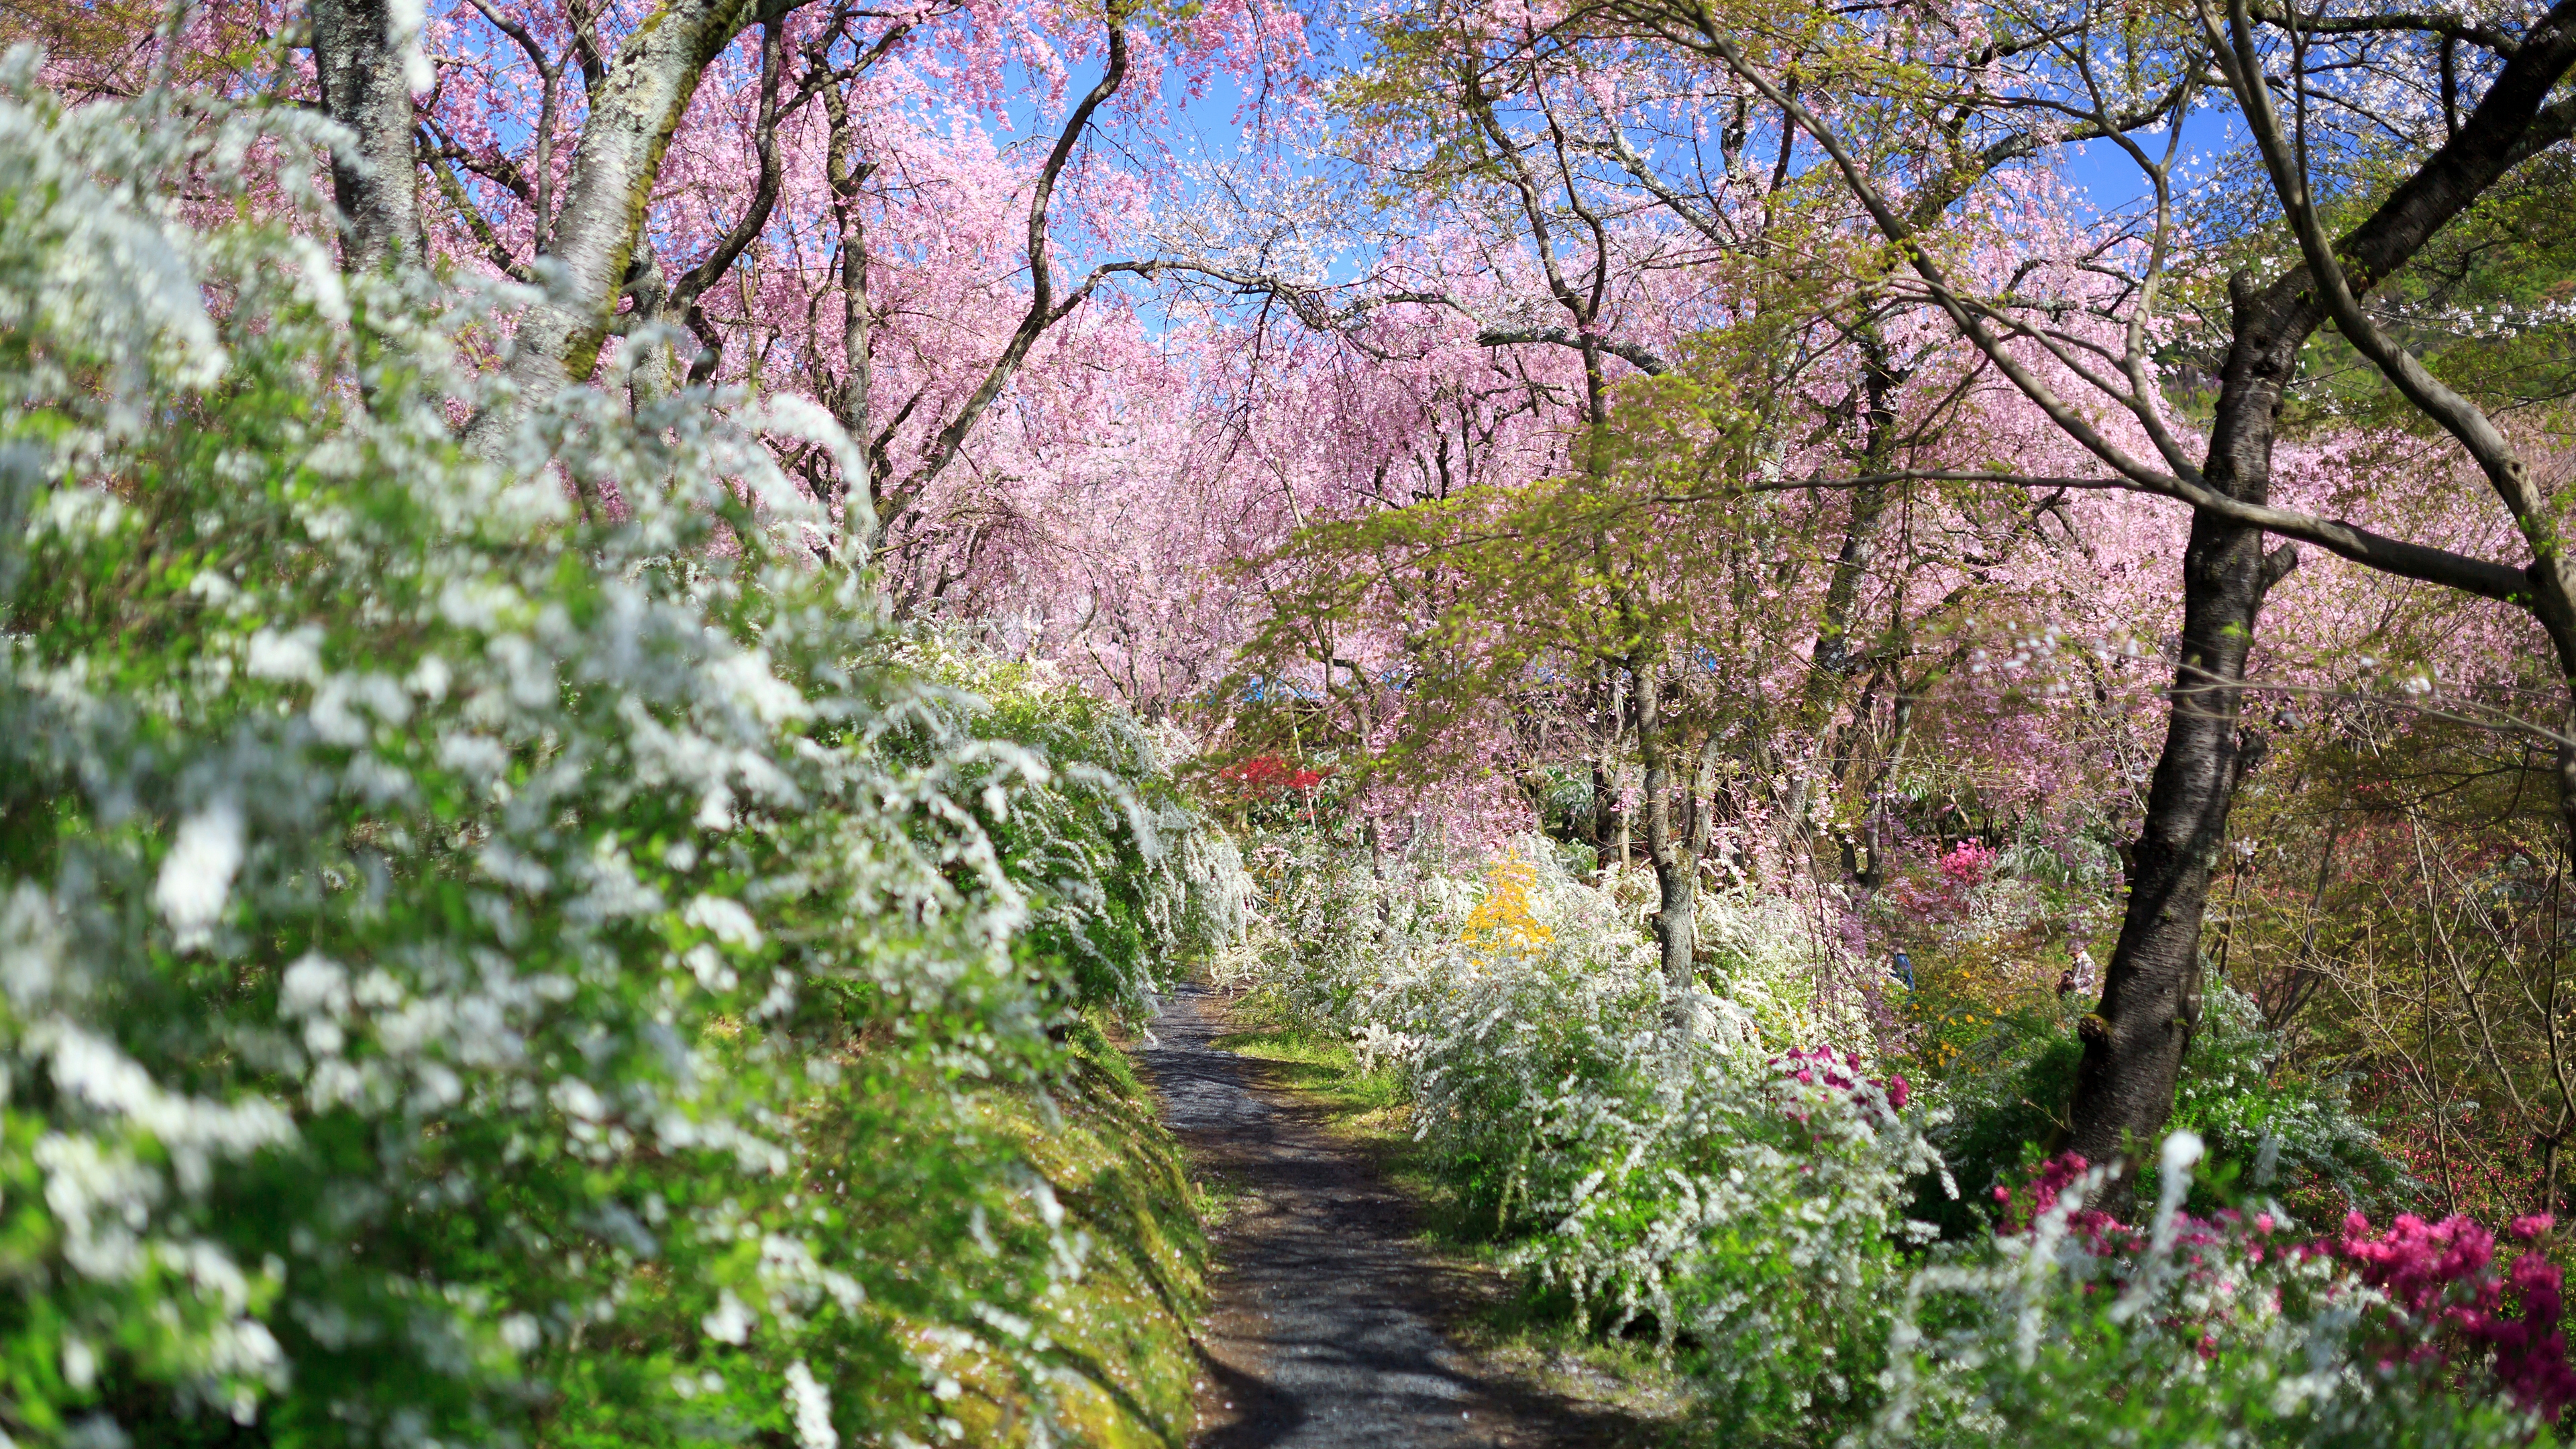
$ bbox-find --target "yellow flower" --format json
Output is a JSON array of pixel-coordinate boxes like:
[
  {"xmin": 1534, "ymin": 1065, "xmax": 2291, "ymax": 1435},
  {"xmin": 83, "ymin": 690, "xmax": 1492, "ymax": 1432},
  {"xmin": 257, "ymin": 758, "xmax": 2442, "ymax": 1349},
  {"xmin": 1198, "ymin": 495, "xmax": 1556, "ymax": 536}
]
[{"xmin": 1460, "ymin": 856, "xmax": 1554, "ymax": 959}]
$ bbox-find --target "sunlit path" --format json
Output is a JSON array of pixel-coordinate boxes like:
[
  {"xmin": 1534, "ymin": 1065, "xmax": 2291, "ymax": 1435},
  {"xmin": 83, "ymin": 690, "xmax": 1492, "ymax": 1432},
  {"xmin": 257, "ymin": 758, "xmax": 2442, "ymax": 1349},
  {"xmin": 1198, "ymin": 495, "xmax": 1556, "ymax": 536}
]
[{"xmin": 1140, "ymin": 985, "xmax": 1649, "ymax": 1448}]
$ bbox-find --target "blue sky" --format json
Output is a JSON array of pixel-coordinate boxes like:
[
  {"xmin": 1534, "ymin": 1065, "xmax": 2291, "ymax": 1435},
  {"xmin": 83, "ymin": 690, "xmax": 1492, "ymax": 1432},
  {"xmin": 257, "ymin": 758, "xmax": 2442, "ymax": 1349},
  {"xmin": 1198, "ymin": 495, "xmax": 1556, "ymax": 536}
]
[{"xmin": 2057, "ymin": 109, "xmax": 2245, "ymax": 220}]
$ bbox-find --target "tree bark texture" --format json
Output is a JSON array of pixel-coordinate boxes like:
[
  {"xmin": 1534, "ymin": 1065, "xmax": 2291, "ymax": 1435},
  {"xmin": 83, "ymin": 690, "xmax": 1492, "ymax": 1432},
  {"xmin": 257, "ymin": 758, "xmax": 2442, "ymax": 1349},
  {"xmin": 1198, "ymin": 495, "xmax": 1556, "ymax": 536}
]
[
  {"xmin": 1632, "ymin": 664, "xmax": 1699, "ymax": 1020},
  {"xmin": 309, "ymin": 0, "xmax": 424, "ymax": 272},
  {"xmin": 2068, "ymin": 255, "xmax": 2308, "ymax": 1167},
  {"xmin": 1779, "ymin": 333, "xmax": 1902, "ymax": 869},
  {"xmin": 2068, "ymin": 511, "xmax": 2288, "ymax": 1165},
  {"xmin": 469, "ymin": 0, "xmax": 769, "ymax": 453},
  {"xmin": 2070, "ymin": 5, "xmax": 2576, "ymax": 1165},
  {"xmin": 1799, "ymin": 338, "xmax": 1901, "ymax": 724},
  {"xmin": 823, "ymin": 81, "xmax": 879, "ymax": 551}
]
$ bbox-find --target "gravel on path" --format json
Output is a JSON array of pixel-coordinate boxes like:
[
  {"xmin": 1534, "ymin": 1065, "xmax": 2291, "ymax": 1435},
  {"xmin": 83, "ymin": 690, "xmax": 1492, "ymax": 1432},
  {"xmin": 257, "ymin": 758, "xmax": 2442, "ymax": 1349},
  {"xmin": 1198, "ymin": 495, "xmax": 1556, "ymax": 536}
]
[{"xmin": 1138, "ymin": 983, "xmax": 1656, "ymax": 1449}]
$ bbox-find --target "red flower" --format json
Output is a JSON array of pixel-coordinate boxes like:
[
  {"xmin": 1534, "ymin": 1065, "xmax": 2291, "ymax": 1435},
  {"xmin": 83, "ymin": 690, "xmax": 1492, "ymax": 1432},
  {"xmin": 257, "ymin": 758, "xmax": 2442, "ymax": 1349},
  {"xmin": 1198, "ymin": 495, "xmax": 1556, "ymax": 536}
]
[{"xmin": 1218, "ymin": 755, "xmax": 1327, "ymax": 799}]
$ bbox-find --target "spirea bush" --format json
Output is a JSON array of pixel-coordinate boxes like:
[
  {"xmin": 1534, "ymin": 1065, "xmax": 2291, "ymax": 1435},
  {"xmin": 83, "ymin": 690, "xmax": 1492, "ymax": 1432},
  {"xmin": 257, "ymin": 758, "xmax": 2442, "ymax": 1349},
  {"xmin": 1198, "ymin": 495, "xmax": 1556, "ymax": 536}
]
[
  {"xmin": 1237, "ymin": 833, "xmax": 2573, "ymax": 1446},
  {"xmin": 0, "ymin": 62, "xmax": 1238, "ymax": 1449},
  {"xmin": 2162, "ymin": 984, "xmax": 2406, "ymax": 1214},
  {"xmin": 1692, "ymin": 883, "xmax": 1882, "ymax": 1051},
  {"xmin": 1915, "ymin": 983, "xmax": 2402, "ymax": 1240},
  {"xmin": 1876, "ymin": 1138, "xmax": 2564, "ymax": 1448},
  {"xmin": 1240, "ymin": 835, "xmax": 1939, "ymax": 1442}
]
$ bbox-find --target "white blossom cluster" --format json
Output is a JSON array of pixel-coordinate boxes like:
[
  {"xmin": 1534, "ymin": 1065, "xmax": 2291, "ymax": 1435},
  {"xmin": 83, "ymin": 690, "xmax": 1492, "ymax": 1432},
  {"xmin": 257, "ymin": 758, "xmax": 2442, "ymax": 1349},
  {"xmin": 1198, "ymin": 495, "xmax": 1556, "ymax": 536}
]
[
  {"xmin": 0, "ymin": 56, "xmax": 1242, "ymax": 1448},
  {"xmin": 1237, "ymin": 834, "xmax": 1937, "ymax": 1421},
  {"xmin": 1245, "ymin": 832, "xmax": 2538, "ymax": 1443},
  {"xmin": 1870, "ymin": 1137, "xmax": 2538, "ymax": 1447}
]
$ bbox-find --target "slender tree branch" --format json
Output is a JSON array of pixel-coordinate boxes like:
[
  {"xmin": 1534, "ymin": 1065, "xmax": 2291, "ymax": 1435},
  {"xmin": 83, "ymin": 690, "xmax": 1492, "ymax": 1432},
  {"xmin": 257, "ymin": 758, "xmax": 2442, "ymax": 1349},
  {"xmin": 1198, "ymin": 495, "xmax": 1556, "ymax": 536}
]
[
  {"xmin": 1757, "ymin": 470, "xmax": 2535, "ymax": 602},
  {"xmin": 906, "ymin": 19, "xmax": 1130, "ymax": 498},
  {"xmin": 420, "ymin": 133, "xmax": 534, "ymax": 280},
  {"xmin": 2211, "ymin": 0, "xmax": 2576, "ymax": 529}
]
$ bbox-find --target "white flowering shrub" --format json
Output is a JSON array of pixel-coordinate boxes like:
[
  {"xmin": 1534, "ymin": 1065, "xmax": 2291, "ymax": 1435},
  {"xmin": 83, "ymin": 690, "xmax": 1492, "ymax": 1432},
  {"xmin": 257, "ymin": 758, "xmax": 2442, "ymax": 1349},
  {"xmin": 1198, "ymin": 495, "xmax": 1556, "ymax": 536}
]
[
  {"xmin": 1913, "ymin": 983, "xmax": 2404, "ymax": 1241},
  {"xmin": 1873, "ymin": 1138, "xmax": 2548, "ymax": 1448},
  {"xmin": 1224, "ymin": 828, "xmax": 1426, "ymax": 1025},
  {"xmin": 1238, "ymin": 835, "xmax": 2569, "ymax": 1444},
  {"xmin": 2163, "ymin": 985, "xmax": 2405, "ymax": 1212},
  {"xmin": 1693, "ymin": 883, "xmax": 1883, "ymax": 1053},
  {"xmin": 900, "ymin": 640, "xmax": 1250, "ymax": 1013},
  {"xmin": 0, "ymin": 61, "xmax": 1236, "ymax": 1448},
  {"xmin": 1240, "ymin": 835, "xmax": 1941, "ymax": 1442}
]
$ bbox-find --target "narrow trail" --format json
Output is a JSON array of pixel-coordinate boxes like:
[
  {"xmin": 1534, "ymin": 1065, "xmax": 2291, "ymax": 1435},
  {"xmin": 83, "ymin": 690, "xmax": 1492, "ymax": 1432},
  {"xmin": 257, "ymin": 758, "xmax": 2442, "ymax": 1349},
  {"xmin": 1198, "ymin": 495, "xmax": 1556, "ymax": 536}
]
[{"xmin": 1138, "ymin": 984, "xmax": 1656, "ymax": 1449}]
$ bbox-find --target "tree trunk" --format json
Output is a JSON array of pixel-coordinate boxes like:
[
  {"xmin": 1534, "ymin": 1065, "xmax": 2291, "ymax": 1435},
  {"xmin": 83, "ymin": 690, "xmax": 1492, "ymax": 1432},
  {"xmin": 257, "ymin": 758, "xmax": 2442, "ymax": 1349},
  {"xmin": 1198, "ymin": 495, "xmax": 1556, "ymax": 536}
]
[
  {"xmin": 309, "ymin": 0, "xmax": 424, "ymax": 272},
  {"xmin": 622, "ymin": 246, "xmax": 678, "ymax": 405},
  {"xmin": 2524, "ymin": 553, "xmax": 2576, "ymax": 892},
  {"xmin": 1633, "ymin": 662, "xmax": 1697, "ymax": 1022},
  {"xmin": 2067, "ymin": 511, "xmax": 2290, "ymax": 1166},
  {"xmin": 466, "ymin": 0, "xmax": 766, "ymax": 454},
  {"xmin": 824, "ymin": 87, "xmax": 879, "ymax": 555},
  {"xmin": 1776, "ymin": 475, "xmax": 1894, "ymax": 872},
  {"xmin": 1591, "ymin": 665, "xmax": 1626, "ymax": 872},
  {"xmin": 2068, "ymin": 272, "xmax": 2306, "ymax": 1169},
  {"xmin": 1799, "ymin": 335, "xmax": 1901, "ymax": 727},
  {"xmin": 2059, "ymin": 9, "xmax": 2576, "ymax": 1167},
  {"xmin": 2529, "ymin": 577, "xmax": 2576, "ymax": 1217}
]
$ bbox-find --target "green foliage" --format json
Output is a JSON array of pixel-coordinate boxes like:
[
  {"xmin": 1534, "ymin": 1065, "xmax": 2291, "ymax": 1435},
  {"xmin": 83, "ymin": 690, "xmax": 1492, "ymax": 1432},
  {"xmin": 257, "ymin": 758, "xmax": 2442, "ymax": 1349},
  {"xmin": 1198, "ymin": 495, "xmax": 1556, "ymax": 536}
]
[
  {"xmin": 2158, "ymin": 985, "xmax": 2408, "ymax": 1216},
  {"xmin": 2280, "ymin": 150, "xmax": 2576, "ymax": 431},
  {"xmin": 0, "ymin": 65, "xmax": 1235, "ymax": 1448},
  {"xmin": 1220, "ymin": 328, "xmax": 1814, "ymax": 795},
  {"xmin": 1236, "ymin": 834, "xmax": 1933, "ymax": 1446},
  {"xmin": 896, "ymin": 639, "xmax": 1247, "ymax": 1013},
  {"xmin": 1876, "ymin": 1147, "xmax": 2548, "ymax": 1449},
  {"xmin": 1231, "ymin": 829, "xmax": 2563, "ymax": 1446},
  {"xmin": 1913, "ymin": 984, "xmax": 2403, "ymax": 1239},
  {"xmin": 1912, "ymin": 1012, "xmax": 2083, "ymax": 1240}
]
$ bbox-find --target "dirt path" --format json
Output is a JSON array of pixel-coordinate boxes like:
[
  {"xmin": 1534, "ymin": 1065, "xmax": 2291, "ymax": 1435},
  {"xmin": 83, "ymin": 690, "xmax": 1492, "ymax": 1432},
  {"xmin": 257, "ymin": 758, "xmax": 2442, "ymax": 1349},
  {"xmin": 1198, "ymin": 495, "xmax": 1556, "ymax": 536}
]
[{"xmin": 1138, "ymin": 984, "xmax": 1659, "ymax": 1449}]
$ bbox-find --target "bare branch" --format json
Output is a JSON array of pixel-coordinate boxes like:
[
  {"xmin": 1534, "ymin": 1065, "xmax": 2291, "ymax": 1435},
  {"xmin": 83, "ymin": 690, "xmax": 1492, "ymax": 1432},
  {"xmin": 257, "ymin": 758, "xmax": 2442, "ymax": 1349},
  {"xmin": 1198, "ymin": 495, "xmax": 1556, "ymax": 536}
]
[
  {"xmin": 906, "ymin": 20, "xmax": 1130, "ymax": 497},
  {"xmin": 2244, "ymin": 3, "xmax": 2522, "ymax": 55},
  {"xmin": 1110, "ymin": 259, "xmax": 1672, "ymax": 373},
  {"xmin": 1772, "ymin": 470, "xmax": 2535, "ymax": 603},
  {"xmin": 420, "ymin": 133, "xmax": 533, "ymax": 280},
  {"xmin": 2210, "ymin": 0, "xmax": 2576, "ymax": 530},
  {"xmin": 1470, "ymin": 323, "xmax": 1668, "ymax": 375}
]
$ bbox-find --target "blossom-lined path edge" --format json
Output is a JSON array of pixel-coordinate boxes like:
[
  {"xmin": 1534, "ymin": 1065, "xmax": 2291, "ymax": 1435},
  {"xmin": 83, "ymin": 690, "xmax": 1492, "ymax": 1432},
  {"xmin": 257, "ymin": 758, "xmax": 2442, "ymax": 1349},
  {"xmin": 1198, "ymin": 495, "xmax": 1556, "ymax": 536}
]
[{"xmin": 1139, "ymin": 983, "xmax": 1660, "ymax": 1448}]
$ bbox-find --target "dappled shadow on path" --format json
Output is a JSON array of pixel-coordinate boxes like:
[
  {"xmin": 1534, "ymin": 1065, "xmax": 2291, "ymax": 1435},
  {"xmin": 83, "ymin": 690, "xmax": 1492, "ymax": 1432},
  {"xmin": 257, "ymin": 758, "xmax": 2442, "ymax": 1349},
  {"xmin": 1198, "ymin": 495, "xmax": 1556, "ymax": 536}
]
[{"xmin": 1140, "ymin": 985, "xmax": 1661, "ymax": 1449}]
